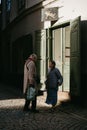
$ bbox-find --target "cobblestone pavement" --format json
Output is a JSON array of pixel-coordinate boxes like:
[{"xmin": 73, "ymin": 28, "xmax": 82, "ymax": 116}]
[{"xmin": 0, "ymin": 83, "xmax": 87, "ymax": 130}]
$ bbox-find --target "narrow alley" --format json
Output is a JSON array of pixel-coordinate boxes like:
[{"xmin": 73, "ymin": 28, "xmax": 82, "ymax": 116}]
[{"xmin": 0, "ymin": 83, "xmax": 87, "ymax": 130}]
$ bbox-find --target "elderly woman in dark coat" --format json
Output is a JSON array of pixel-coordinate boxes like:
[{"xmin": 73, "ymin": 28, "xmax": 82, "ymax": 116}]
[{"xmin": 45, "ymin": 60, "xmax": 63, "ymax": 108}]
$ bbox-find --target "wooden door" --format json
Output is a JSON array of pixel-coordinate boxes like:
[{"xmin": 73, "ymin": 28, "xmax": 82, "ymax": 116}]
[
  {"xmin": 52, "ymin": 28, "xmax": 63, "ymax": 91},
  {"xmin": 70, "ymin": 16, "xmax": 81, "ymax": 97},
  {"xmin": 63, "ymin": 26, "xmax": 70, "ymax": 91}
]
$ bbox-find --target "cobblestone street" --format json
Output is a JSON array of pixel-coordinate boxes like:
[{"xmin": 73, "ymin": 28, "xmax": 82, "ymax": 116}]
[{"xmin": 0, "ymin": 83, "xmax": 87, "ymax": 130}]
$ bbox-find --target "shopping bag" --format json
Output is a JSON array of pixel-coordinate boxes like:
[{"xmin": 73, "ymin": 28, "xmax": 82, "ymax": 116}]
[{"xmin": 27, "ymin": 87, "xmax": 36, "ymax": 100}]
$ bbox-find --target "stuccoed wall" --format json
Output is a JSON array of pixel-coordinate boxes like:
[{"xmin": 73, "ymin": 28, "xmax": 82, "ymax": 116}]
[{"xmin": 11, "ymin": 9, "xmax": 44, "ymax": 43}]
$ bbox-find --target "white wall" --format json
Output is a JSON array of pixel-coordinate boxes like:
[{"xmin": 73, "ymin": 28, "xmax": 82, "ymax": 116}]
[
  {"xmin": 11, "ymin": 9, "xmax": 44, "ymax": 42},
  {"xmin": 43, "ymin": 0, "xmax": 87, "ymax": 26}
]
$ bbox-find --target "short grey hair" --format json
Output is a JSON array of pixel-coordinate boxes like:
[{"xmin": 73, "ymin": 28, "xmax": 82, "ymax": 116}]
[{"xmin": 30, "ymin": 53, "xmax": 37, "ymax": 60}]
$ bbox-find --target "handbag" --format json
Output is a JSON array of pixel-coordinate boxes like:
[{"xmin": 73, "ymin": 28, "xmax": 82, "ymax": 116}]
[
  {"xmin": 58, "ymin": 75, "xmax": 63, "ymax": 86},
  {"xmin": 27, "ymin": 87, "xmax": 36, "ymax": 100}
]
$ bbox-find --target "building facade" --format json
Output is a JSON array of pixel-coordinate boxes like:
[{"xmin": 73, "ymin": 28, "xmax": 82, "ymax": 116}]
[
  {"xmin": 1, "ymin": 0, "xmax": 87, "ymax": 105},
  {"xmin": 0, "ymin": 4, "xmax": 1, "ymax": 44}
]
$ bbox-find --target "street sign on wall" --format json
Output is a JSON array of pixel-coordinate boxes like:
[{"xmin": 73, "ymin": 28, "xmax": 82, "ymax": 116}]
[{"xmin": 42, "ymin": 7, "xmax": 58, "ymax": 21}]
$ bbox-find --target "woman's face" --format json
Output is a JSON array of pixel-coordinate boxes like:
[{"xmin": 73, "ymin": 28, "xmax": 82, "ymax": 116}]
[{"xmin": 49, "ymin": 61, "xmax": 54, "ymax": 69}]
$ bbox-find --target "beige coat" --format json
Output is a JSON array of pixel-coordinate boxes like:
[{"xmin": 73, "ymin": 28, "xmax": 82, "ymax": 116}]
[{"xmin": 23, "ymin": 58, "xmax": 36, "ymax": 94}]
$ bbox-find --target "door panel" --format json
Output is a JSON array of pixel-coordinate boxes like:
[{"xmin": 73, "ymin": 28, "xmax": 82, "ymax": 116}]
[
  {"xmin": 52, "ymin": 28, "xmax": 63, "ymax": 91},
  {"xmin": 52, "ymin": 29, "xmax": 62, "ymax": 72},
  {"xmin": 63, "ymin": 26, "xmax": 70, "ymax": 91},
  {"xmin": 70, "ymin": 16, "xmax": 81, "ymax": 96}
]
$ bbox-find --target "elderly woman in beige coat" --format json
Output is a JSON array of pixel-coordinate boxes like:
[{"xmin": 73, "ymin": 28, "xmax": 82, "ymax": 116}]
[{"xmin": 23, "ymin": 53, "xmax": 39, "ymax": 113}]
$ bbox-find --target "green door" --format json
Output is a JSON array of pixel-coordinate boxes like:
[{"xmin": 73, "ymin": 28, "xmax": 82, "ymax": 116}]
[
  {"xmin": 35, "ymin": 30, "xmax": 47, "ymax": 90},
  {"xmin": 70, "ymin": 16, "xmax": 81, "ymax": 97}
]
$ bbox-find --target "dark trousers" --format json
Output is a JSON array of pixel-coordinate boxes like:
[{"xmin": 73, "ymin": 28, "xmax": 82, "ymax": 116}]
[{"xmin": 24, "ymin": 96, "xmax": 37, "ymax": 110}]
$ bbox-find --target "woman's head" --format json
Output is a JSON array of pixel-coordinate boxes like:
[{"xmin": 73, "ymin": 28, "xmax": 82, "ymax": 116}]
[
  {"xmin": 29, "ymin": 53, "xmax": 37, "ymax": 62},
  {"xmin": 49, "ymin": 60, "xmax": 56, "ymax": 69}
]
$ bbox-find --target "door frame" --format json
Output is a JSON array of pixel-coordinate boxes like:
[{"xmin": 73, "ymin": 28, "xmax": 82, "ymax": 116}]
[
  {"xmin": 48, "ymin": 22, "xmax": 70, "ymax": 92},
  {"xmin": 48, "ymin": 16, "xmax": 81, "ymax": 98}
]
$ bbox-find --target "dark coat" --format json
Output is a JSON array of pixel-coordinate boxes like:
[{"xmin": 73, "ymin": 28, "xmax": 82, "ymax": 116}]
[{"xmin": 46, "ymin": 67, "xmax": 62, "ymax": 89}]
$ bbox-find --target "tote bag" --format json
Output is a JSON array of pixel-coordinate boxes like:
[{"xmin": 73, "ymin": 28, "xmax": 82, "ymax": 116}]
[{"xmin": 27, "ymin": 87, "xmax": 36, "ymax": 100}]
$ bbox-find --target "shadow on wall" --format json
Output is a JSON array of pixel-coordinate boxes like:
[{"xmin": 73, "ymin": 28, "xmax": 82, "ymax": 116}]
[
  {"xmin": 0, "ymin": 82, "xmax": 23, "ymax": 100},
  {"xmin": 1, "ymin": 71, "xmax": 24, "ymax": 91},
  {"xmin": 0, "ymin": 34, "xmax": 33, "ymax": 93}
]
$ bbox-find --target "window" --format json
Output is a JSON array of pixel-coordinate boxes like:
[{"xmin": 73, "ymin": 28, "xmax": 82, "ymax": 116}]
[
  {"xmin": 6, "ymin": 0, "xmax": 11, "ymax": 12},
  {"xmin": 18, "ymin": 0, "xmax": 25, "ymax": 11}
]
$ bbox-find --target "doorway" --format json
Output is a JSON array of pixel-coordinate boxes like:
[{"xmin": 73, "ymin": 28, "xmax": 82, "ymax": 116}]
[{"xmin": 52, "ymin": 25, "xmax": 70, "ymax": 92}]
